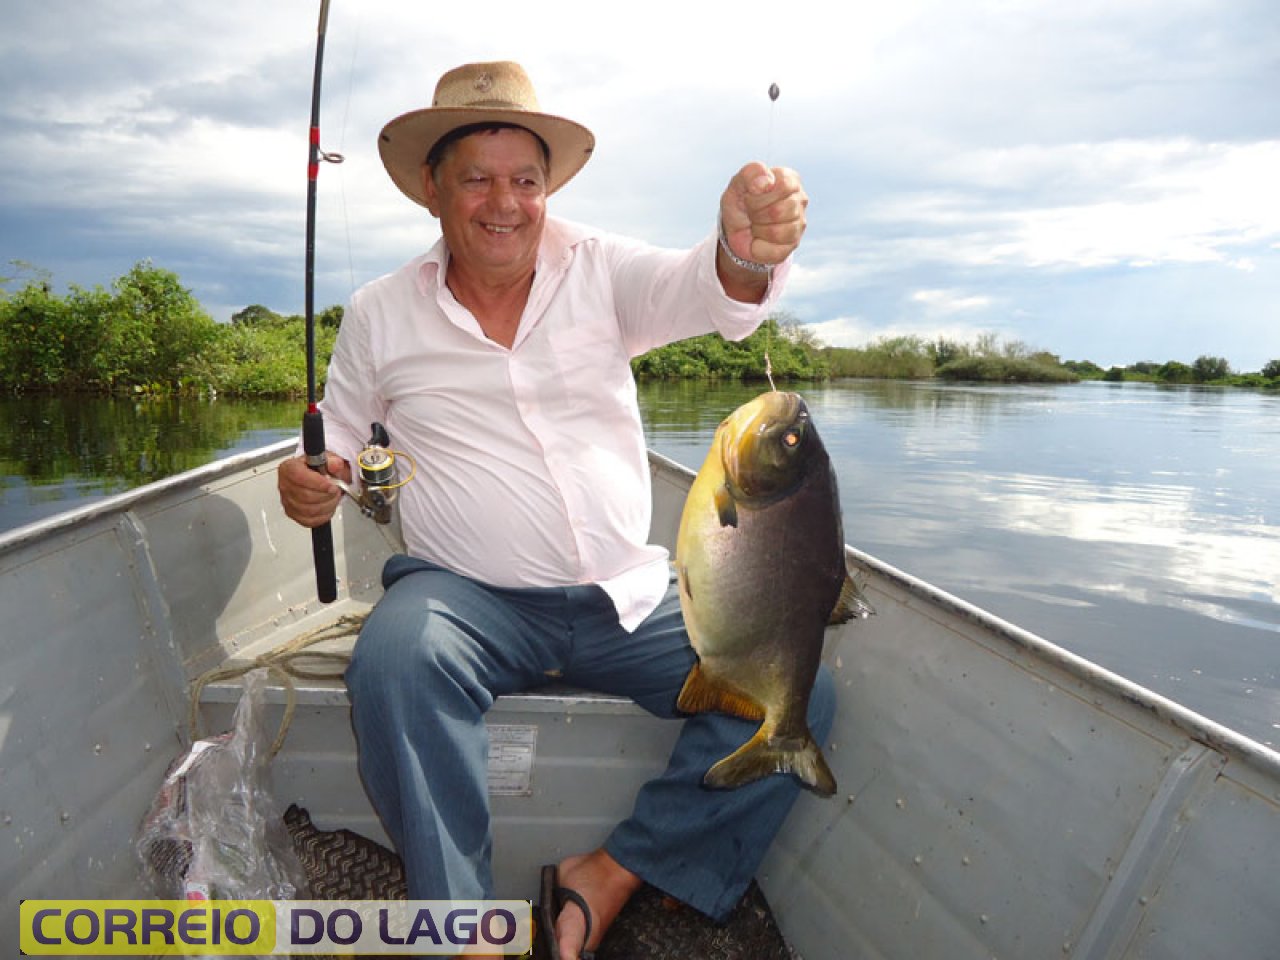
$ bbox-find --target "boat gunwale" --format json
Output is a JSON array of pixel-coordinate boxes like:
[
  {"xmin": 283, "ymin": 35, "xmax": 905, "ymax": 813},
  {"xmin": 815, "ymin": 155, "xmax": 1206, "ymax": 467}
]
[{"xmin": 0, "ymin": 437, "xmax": 298, "ymax": 556}]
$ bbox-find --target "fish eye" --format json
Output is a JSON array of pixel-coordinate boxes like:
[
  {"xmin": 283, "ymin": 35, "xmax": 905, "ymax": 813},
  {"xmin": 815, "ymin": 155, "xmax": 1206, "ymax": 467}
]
[{"xmin": 783, "ymin": 430, "xmax": 801, "ymax": 448}]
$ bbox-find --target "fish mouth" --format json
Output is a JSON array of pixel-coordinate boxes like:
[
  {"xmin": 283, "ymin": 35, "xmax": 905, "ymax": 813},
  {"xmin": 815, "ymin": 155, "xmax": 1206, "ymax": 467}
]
[
  {"xmin": 759, "ymin": 390, "xmax": 804, "ymax": 424},
  {"xmin": 725, "ymin": 392, "xmax": 803, "ymax": 435},
  {"xmin": 720, "ymin": 392, "xmax": 813, "ymax": 501}
]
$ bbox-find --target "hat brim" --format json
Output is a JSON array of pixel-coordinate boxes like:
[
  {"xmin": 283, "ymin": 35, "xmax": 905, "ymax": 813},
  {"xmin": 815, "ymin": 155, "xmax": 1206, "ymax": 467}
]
[{"xmin": 378, "ymin": 107, "xmax": 595, "ymax": 207}]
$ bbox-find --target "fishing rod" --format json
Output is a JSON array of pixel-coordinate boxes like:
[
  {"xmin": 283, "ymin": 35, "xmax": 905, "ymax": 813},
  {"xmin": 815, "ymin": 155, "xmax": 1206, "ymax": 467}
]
[
  {"xmin": 303, "ymin": 0, "xmax": 340, "ymax": 603},
  {"xmin": 300, "ymin": 1, "xmax": 415, "ymax": 598}
]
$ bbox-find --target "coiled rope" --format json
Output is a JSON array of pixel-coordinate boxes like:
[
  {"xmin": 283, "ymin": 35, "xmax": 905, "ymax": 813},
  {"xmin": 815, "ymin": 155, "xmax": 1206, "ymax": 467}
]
[{"xmin": 186, "ymin": 613, "xmax": 366, "ymax": 756}]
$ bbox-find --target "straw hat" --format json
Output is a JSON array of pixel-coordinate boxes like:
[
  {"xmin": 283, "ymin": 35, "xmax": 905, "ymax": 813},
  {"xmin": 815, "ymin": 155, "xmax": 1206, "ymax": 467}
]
[{"xmin": 378, "ymin": 61, "xmax": 596, "ymax": 207}]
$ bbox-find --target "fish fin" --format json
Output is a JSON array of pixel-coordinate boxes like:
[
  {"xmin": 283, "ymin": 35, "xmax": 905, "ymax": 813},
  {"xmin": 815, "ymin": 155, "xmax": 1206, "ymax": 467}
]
[
  {"xmin": 677, "ymin": 664, "xmax": 765, "ymax": 721},
  {"xmin": 713, "ymin": 483, "xmax": 738, "ymax": 527},
  {"xmin": 704, "ymin": 730, "xmax": 837, "ymax": 797},
  {"xmin": 829, "ymin": 570, "xmax": 875, "ymax": 625}
]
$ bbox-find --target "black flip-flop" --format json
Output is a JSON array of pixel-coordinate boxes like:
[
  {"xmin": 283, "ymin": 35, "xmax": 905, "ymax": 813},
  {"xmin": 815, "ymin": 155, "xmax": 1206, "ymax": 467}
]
[{"xmin": 538, "ymin": 864, "xmax": 596, "ymax": 960}]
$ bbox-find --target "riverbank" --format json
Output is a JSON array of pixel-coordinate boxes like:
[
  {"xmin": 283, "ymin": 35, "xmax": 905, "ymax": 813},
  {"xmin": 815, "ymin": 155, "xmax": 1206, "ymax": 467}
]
[{"xmin": 4, "ymin": 263, "xmax": 1277, "ymax": 395}]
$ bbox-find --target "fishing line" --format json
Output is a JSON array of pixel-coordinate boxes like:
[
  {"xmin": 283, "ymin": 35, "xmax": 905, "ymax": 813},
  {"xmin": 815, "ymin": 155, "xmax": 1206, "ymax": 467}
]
[
  {"xmin": 766, "ymin": 81, "xmax": 779, "ymax": 168},
  {"xmin": 764, "ymin": 81, "xmax": 779, "ymax": 391},
  {"xmin": 334, "ymin": 4, "xmax": 363, "ymax": 296}
]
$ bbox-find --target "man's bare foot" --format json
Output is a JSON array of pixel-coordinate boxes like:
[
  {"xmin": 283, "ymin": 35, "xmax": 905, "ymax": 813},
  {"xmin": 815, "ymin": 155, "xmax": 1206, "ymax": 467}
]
[{"xmin": 553, "ymin": 849, "xmax": 642, "ymax": 959}]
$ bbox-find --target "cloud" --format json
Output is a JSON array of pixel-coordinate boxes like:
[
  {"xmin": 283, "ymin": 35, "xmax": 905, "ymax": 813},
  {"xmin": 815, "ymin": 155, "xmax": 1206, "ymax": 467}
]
[
  {"xmin": 2, "ymin": 0, "xmax": 1278, "ymax": 369},
  {"xmin": 911, "ymin": 289, "xmax": 993, "ymax": 314},
  {"xmin": 859, "ymin": 139, "xmax": 1280, "ymax": 272},
  {"xmin": 804, "ymin": 314, "xmax": 1001, "ymax": 351}
]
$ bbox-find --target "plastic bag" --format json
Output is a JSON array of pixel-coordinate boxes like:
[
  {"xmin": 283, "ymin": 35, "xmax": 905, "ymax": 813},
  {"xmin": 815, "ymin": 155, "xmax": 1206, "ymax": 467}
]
[{"xmin": 137, "ymin": 668, "xmax": 309, "ymax": 899}]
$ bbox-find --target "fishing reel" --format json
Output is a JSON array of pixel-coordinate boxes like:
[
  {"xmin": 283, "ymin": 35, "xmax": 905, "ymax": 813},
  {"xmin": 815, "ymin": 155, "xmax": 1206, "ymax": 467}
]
[{"xmin": 334, "ymin": 422, "xmax": 416, "ymax": 525}]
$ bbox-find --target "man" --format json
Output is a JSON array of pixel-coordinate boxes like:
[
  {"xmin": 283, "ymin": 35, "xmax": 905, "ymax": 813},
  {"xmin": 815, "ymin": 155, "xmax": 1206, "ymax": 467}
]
[{"xmin": 278, "ymin": 61, "xmax": 830, "ymax": 959}]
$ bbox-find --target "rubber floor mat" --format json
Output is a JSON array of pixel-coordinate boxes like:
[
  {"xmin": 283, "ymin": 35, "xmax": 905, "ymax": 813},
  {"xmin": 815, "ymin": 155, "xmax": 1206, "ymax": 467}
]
[
  {"xmin": 286, "ymin": 805, "xmax": 793, "ymax": 959},
  {"xmin": 593, "ymin": 880, "xmax": 792, "ymax": 960},
  {"xmin": 285, "ymin": 804, "xmax": 408, "ymax": 899}
]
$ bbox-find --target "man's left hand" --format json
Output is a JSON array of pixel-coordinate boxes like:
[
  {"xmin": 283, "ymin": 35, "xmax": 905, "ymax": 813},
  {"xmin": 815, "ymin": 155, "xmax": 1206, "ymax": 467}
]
[{"xmin": 719, "ymin": 163, "xmax": 809, "ymax": 268}]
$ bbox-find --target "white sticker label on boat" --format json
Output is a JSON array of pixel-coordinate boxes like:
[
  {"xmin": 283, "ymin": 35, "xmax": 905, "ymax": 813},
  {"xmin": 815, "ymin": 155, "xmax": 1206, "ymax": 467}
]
[{"xmin": 487, "ymin": 724, "xmax": 537, "ymax": 796}]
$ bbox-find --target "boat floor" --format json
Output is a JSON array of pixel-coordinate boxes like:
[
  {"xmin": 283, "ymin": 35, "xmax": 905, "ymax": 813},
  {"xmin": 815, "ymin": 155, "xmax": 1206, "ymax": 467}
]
[{"xmin": 287, "ymin": 803, "xmax": 792, "ymax": 960}]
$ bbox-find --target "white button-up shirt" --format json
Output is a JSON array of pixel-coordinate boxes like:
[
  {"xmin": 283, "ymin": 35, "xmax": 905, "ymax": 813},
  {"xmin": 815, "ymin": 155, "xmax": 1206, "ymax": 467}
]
[{"xmin": 319, "ymin": 217, "xmax": 790, "ymax": 630}]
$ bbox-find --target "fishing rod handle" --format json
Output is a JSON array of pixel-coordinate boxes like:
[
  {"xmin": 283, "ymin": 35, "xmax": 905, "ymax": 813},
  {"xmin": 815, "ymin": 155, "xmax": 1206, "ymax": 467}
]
[{"xmin": 303, "ymin": 407, "xmax": 338, "ymax": 604}]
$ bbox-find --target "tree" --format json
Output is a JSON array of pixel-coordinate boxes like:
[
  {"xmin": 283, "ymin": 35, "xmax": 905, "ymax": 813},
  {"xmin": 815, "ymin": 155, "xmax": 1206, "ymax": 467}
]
[
  {"xmin": 0, "ymin": 280, "xmax": 69, "ymax": 389},
  {"xmin": 61, "ymin": 284, "xmax": 119, "ymax": 388},
  {"xmin": 1063, "ymin": 360, "xmax": 1105, "ymax": 378},
  {"xmin": 1262, "ymin": 359, "xmax": 1280, "ymax": 380},
  {"xmin": 111, "ymin": 262, "xmax": 219, "ymax": 389},
  {"xmin": 928, "ymin": 338, "xmax": 967, "ymax": 368},
  {"xmin": 1156, "ymin": 361, "xmax": 1193, "ymax": 384},
  {"xmin": 0, "ymin": 259, "xmax": 53, "ymax": 296},
  {"xmin": 231, "ymin": 304, "xmax": 285, "ymax": 327},
  {"xmin": 1191, "ymin": 355, "xmax": 1231, "ymax": 383},
  {"xmin": 973, "ymin": 331, "xmax": 1001, "ymax": 357}
]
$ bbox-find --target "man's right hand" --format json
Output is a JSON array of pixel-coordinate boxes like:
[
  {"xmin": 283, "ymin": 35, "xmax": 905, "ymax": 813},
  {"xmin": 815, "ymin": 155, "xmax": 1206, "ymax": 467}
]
[{"xmin": 278, "ymin": 452, "xmax": 350, "ymax": 528}]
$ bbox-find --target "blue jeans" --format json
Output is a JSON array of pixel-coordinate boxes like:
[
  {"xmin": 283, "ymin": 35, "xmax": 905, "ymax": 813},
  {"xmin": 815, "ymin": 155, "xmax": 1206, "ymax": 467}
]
[{"xmin": 345, "ymin": 554, "xmax": 836, "ymax": 922}]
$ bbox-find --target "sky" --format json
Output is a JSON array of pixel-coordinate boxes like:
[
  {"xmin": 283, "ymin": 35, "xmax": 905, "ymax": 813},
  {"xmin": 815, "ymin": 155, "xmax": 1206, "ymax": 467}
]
[{"xmin": 1, "ymin": 0, "xmax": 1277, "ymax": 371}]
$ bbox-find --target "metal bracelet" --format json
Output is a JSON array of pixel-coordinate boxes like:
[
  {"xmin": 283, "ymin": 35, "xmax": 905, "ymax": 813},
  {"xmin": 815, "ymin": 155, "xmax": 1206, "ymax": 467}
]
[{"xmin": 717, "ymin": 219, "xmax": 773, "ymax": 274}]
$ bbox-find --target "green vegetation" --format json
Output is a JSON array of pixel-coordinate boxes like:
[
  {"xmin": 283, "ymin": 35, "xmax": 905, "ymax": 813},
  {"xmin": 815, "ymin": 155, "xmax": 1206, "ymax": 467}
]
[
  {"xmin": 0, "ymin": 261, "xmax": 338, "ymax": 397},
  {"xmin": 823, "ymin": 335, "xmax": 937, "ymax": 379},
  {"xmin": 631, "ymin": 313, "xmax": 830, "ymax": 381},
  {"xmin": 4, "ymin": 261, "xmax": 1277, "ymax": 394},
  {"xmin": 822, "ymin": 333, "xmax": 1078, "ymax": 382},
  {"xmin": 1096, "ymin": 355, "xmax": 1275, "ymax": 388},
  {"xmin": 217, "ymin": 302, "xmax": 342, "ymax": 395},
  {"xmin": 815, "ymin": 332, "xmax": 1277, "ymax": 388}
]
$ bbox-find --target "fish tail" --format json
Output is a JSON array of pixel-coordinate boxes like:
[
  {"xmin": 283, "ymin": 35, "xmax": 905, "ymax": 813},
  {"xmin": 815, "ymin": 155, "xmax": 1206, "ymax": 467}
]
[{"xmin": 704, "ymin": 730, "xmax": 837, "ymax": 797}]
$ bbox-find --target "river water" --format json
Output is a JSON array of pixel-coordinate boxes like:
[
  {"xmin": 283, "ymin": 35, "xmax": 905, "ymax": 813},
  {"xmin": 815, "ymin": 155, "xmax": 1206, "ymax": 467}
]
[{"xmin": 2, "ymin": 381, "xmax": 1277, "ymax": 747}]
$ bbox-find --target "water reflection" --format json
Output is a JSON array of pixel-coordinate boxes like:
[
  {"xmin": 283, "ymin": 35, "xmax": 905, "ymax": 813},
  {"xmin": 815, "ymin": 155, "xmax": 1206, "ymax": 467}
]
[
  {"xmin": 641, "ymin": 379, "xmax": 1280, "ymax": 746},
  {"xmin": 0, "ymin": 395, "xmax": 299, "ymax": 530},
  {"xmin": 927, "ymin": 470, "xmax": 1277, "ymax": 624}
]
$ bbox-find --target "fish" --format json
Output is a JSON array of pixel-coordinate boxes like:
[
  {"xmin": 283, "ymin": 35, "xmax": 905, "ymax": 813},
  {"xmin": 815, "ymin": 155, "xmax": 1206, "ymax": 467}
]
[{"xmin": 674, "ymin": 391, "xmax": 871, "ymax": 797}]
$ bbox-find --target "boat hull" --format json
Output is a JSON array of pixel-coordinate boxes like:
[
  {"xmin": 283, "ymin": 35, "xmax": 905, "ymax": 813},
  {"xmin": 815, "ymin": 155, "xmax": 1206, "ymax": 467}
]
[{"xmin": 2, "ymin": 442, "xmax": 1278, "ymax": 958}]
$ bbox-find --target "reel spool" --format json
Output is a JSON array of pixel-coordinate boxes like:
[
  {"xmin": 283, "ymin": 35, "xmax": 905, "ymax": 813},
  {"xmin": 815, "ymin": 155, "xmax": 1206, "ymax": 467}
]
[
  {"xmin": 357, "ymin": 446, "xmax": 398, "ymax": 488},
  {"xmin": 340, "ymin": 423, "xmax": 416, "ymax": 525}
]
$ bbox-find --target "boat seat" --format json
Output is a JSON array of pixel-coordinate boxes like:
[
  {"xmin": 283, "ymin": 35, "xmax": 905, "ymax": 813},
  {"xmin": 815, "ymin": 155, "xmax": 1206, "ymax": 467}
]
[
  {"xmin": 195, "ymin": 601, "xmax": 647, "ymax": 715},
  {"xmin": 189, "ymin": 603, "xmax": 680, "ymax": 897}
]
